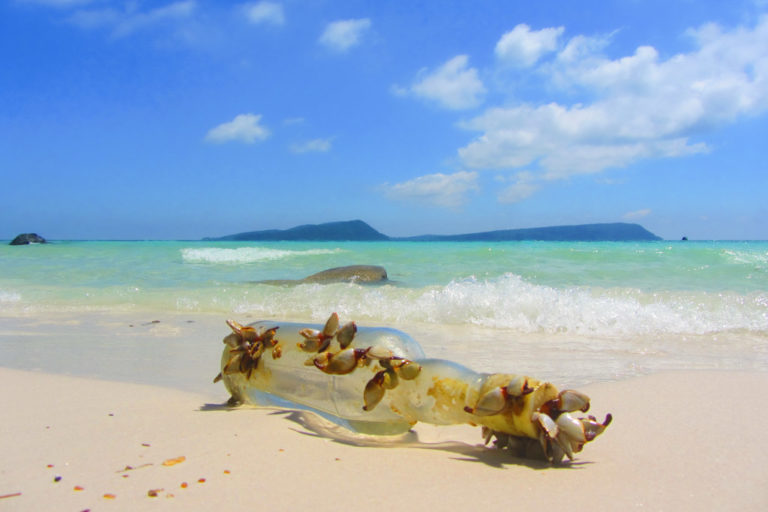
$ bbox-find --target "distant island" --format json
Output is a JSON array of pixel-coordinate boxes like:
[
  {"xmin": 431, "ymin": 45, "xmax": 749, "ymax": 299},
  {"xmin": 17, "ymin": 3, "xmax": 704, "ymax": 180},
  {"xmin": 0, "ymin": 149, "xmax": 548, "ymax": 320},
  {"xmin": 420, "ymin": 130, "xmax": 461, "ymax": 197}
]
[
  {"xmin": 205, "ymin": 220, "xmax": 389, "ymax": 241},
  {"xmin": 204, "ymin": 220, "xmax": 662, "ymax": 242}
]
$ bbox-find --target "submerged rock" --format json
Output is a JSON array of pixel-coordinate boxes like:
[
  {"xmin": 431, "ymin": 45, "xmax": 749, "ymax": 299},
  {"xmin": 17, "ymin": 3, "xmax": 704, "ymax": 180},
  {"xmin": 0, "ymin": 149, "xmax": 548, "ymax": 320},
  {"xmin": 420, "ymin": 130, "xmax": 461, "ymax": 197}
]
[
  {"xmin": 9, "ymin": 233, "xmax": 47, "ymax": 245},
  {"xmin": 259, "ymin": 265, "xmax": 388, "ymax": 285},
  {"xmin": 302, "ymin": 265, "xmax": 388, "ymax": 283}
]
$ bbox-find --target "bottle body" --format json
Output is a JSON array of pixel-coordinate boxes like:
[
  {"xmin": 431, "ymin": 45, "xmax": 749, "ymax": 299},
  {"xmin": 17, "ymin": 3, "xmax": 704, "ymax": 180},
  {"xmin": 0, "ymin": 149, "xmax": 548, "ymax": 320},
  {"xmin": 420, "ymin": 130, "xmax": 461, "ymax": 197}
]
[
  {"xmin": 216, "ymin": 315, "xmax": 611, "ymax": 461},
  {"xmin": 220, "ymin": 320, "xmax": 428, "ymax": 434}
]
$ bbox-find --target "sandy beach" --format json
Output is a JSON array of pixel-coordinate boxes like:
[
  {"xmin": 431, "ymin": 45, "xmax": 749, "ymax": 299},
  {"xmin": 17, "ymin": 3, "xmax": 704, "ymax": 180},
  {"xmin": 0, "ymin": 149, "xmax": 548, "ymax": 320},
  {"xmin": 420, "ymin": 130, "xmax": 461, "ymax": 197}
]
[
  {"xmin": 2, "ymin": 365, "xmax": 766, "ymax": 511},
  {"xmin": 4, "ymin": 0, "xmax": 768, "ymax": 507}
]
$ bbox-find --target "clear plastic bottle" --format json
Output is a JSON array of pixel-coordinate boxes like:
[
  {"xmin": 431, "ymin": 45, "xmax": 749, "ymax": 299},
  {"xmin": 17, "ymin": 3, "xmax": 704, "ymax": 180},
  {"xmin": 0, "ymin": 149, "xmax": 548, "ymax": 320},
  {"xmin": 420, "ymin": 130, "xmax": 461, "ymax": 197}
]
[
  {"xmin": 220, "ymin": 320, "xmax": 429, "ymax": 434},
  {"xmin": 216, "ymin": 316, "xmax": 611, "ymax": 460}
]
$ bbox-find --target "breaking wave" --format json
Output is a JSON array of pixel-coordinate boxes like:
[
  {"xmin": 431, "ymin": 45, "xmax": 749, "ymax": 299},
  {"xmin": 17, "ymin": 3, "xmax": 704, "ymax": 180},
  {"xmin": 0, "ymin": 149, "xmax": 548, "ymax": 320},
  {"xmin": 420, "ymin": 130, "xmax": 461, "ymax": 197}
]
[
  {"xmin": 180, "ymin": 247, "xmax": 342, "ymax": 264},
  {"xmin": 219, "ymin": 273, "xmax": 768, "ymax": 337}
]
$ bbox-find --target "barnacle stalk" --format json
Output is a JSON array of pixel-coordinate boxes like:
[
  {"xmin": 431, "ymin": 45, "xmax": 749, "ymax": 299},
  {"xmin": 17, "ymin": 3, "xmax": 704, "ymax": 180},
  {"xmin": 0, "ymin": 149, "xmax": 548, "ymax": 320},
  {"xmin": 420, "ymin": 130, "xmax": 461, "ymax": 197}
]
[{"xmin": 215, "ymin": 314, "xmax": 611, "ymax": 462}]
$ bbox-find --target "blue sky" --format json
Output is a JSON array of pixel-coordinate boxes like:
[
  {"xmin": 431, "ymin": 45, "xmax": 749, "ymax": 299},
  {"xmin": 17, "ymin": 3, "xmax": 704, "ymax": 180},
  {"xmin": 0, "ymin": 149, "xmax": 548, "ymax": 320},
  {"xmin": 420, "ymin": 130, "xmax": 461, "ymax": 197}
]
[{"xmin": 2, "ymin": 0, "xmax": 767, "ymax": 240}]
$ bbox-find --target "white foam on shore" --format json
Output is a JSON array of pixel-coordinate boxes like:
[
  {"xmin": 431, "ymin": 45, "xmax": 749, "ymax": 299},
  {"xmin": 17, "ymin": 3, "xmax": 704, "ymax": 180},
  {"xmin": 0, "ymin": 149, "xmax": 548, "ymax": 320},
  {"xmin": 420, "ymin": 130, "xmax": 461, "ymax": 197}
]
[
  {"xmin": 4, "ymin": 271, "xmax": 766, "ymax": 339},
  {"xmin": 0, "ymin": 290, "xmax": 21, "ymax": 303},
  {"xmin": 223, "ymin": 273, "xmax": 768, "ymax": 338}
]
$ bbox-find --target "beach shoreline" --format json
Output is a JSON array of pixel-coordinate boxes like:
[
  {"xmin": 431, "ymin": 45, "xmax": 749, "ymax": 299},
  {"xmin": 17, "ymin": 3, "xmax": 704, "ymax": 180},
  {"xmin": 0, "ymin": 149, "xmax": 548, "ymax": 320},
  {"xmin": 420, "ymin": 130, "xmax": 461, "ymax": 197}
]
[
  {"xmin": 2, "ymin": 308, "xmax": 764, "ymax": 395},
  {"xmin": 1, "ymin": 366, "xmax": 766, "ymax": 511},
  {"xmin": 1, "ymin": 305, "xmax": 766, "ymax": 510}
]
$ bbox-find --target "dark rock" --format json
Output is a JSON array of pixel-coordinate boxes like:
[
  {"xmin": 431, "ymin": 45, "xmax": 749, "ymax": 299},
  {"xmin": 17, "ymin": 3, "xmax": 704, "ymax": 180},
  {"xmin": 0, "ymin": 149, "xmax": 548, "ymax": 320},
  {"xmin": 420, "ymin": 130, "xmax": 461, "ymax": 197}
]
[
  {"xmin": 258, "ymin": 265, "xmax": 388, "ymax": 285},
  {"xmin": 302, "ymin": 265, "xmax": 388, "ymax": 283},
  {"xmin": 9, "ymin": 233, "xmax": 47, "ymax": 245}
]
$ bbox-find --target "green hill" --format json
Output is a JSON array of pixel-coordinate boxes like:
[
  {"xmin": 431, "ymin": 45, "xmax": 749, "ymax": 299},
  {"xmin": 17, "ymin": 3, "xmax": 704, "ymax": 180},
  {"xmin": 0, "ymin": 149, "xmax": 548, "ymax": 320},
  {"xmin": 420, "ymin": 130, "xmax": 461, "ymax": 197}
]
[
  {"xmin": 204, "ymin": 220, "xmax": 389, "ymax": 241},
  {"xmin": 396, "ymin": 223, "xmax": 661, "ymax": 241},
  {"xmin": 205, "ymin": 220, "xmax": 662, "ymax": 242}
]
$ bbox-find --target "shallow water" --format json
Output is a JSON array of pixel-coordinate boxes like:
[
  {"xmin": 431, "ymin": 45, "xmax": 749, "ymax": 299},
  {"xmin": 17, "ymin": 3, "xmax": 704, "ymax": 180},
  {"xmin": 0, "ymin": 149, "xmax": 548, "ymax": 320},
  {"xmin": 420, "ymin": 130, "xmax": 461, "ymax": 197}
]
[{"xmin": 1, "ymin": 240, "xmax": 766, "ymax": 389}]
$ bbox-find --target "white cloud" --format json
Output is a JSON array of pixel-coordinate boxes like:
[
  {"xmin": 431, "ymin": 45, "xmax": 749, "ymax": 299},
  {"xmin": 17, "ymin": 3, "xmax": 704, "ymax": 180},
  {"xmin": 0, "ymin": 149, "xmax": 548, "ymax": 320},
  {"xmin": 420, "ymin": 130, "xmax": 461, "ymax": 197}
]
[
  {"xmin": 290, "ymin": 138, "xmax": 333, "ymax": 153},
  {"xmin": 495, "ymin": 24, "xmax": 564, "ymax": 67},
  {"xmin": 460, "ymin": 16, "xmax": 768, "ymax": 184},
  {"xmin": 205, "ymin": 114, "xmax": 270, "ymax": 144},
  {"xmin": 556, "ymin": 33, "xmax": 613, "ymax": 64},
  {"xmin": 318, "ymin": 18, "xmax": 371, "ymax": 52},
  {"xmin": 66, "ymin": 1, "xmax": 196, "ymax": 38},
  {"xmin": 382, "ymin": 171, "xmax": 479, "ymax": 208},
  {"xmin": 243, "ymin": 2, "xmax": 284, "ymax": 26},
  {"xmin": 460, "ymin": 103, "xmax": 709, "ymax": 177},
  {"xmin": 623, "ymin": 209, "xmax": 652, "ymax": 220},
  {"xmin": 498, "ymin": 181, "xmax": 538, "ymax": 204},
  {"xmin": 398, "ymin": 55, "xmax": 486, "ymax": 110},
  {"xmin": 496, "ymin": 171, "xmax": 539, "ymax": 203}
]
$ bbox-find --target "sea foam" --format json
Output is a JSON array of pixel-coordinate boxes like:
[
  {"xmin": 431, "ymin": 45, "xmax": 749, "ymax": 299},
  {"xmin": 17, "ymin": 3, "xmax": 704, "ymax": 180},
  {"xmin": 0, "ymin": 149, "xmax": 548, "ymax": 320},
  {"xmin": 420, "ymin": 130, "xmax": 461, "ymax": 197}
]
[
  {"xmin": 180, "ymin": 247, "xmax": 341, "ymax": 264},
  {"xmin": 225, "ymin": 273, "xmax": 768, "ymax": 337},
  {"xmin": 0, "ymin": 290, "xmax": 21, "ymax": 303},
  {"xmin": 721, "ymin": 249, "xmax": 768, "ymax": 271}
]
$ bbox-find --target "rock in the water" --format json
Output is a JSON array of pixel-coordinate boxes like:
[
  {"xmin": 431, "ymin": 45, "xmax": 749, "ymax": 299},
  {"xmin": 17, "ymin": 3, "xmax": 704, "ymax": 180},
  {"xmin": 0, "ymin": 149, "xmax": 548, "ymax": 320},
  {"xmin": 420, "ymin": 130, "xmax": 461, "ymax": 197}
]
[
  {"xmin": 302, "ymin": 265, "xmax": 388, "ymax": 283},
  {"xmin": 9, "ymin": 233, "xmax": 47, "ymax": 245},
  {"xmin": 258, "ymin": 265, "xmax": 389, "ymax": 285}
]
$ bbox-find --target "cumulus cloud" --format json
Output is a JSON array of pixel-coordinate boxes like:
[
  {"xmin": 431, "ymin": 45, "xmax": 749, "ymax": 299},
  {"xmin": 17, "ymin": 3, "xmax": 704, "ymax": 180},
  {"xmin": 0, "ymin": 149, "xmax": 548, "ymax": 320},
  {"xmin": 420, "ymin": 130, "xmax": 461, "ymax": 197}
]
[
  {"xmin": 460, "ymin": 103, "xmax": 709, "ymax": 177},
  {"xmin": 290, "ymin": 138, "xmax": 333, "ymax": 153},
  {"xmin": 318, "ymin": 18, "xmax": 371, "ymax": 52},
  {"xmin": 459, "ymin": 16, "xmax": 768, "ymax": 187},
  {"xmin": 495, "ymin": 24, "xmax": 564, "ymax": 67},
  {"xmin": 205, "ymin": 114, "xmax": 270, "ymax": 144},
  {"xmin": 496, "ymin": 171, "xmax": 539, "ymax": 203},
  {"xmin": 66, "ymin": 0, "xmax": 196, "ymax": 38},
  {"xmin": 396, "ymin": 55, "xmax": 486, "ymax": 110},
  {"xmin": 382, "ymin": 171, "xmax": 479, "ymax": 208},
  {"xmin": 242, "ymin": 1, "xmax": 284, "ymax": 26},
  {"xmin": 555, "ymin": 33, "xmax": 613, "ymax": 64}
]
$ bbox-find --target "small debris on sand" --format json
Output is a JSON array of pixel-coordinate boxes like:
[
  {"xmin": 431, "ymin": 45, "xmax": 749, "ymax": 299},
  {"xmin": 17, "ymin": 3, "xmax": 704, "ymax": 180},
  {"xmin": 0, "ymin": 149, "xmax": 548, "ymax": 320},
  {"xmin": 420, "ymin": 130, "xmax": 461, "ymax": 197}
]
[{"xmin": 161, "ymin": 456, "xmax": 186, "ymax": 466}]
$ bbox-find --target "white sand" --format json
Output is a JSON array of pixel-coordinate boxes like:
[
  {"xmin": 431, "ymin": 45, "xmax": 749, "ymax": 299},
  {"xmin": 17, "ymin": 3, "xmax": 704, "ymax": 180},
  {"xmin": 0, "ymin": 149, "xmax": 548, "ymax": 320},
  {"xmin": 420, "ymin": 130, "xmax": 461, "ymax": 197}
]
[{"xmin": 1, "ymin": 367, "xmax": 766, "ymax": 511}]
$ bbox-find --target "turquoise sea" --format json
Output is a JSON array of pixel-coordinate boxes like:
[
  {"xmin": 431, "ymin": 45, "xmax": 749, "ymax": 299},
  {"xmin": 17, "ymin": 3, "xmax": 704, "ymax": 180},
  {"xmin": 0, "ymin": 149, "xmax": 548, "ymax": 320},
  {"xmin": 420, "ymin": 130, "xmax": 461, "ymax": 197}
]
[{"xmin": 1, "ymin": 240, "xmax": 767, "ymax": 386}]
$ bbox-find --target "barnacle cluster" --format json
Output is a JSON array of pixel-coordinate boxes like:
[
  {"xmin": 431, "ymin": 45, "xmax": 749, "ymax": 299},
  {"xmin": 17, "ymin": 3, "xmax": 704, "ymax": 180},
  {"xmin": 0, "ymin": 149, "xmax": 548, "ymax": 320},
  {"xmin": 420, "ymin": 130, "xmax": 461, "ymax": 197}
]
[{"xmin": 215, "ymin": 313, "xmax": 611, "ymax": 462}]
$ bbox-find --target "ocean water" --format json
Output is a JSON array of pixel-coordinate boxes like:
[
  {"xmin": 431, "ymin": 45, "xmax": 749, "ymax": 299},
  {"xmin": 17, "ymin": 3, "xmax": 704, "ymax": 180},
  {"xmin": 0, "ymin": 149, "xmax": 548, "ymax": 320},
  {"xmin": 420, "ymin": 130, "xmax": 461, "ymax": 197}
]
[{"xmin": 1, "ymin": 240, "xmax": 767, "ymax": 385}]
